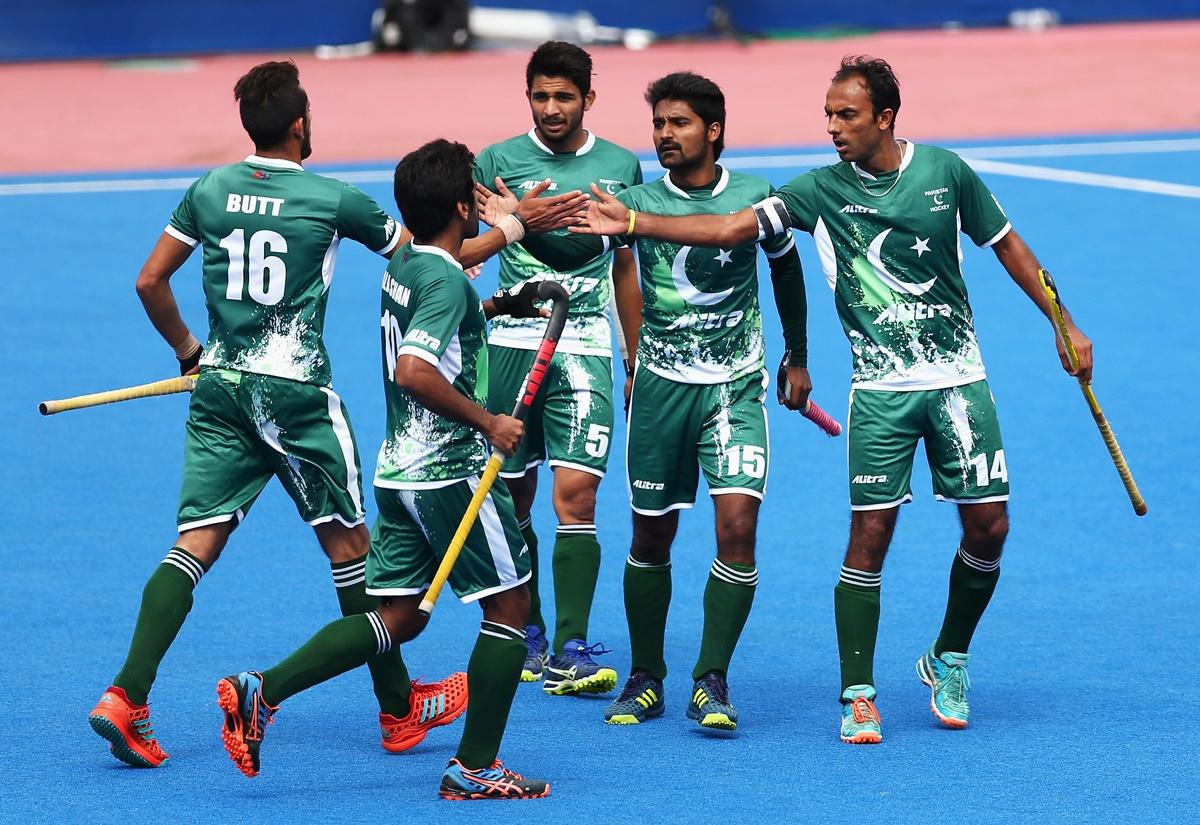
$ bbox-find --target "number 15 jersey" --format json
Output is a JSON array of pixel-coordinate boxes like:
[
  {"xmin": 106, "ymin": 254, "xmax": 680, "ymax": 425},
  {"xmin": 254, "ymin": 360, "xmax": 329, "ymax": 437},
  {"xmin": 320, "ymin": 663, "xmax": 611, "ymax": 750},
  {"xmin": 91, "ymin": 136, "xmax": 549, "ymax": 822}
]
[{"xmin": 167, "ymin": 155, "xmax": 401, "ymax": 387}]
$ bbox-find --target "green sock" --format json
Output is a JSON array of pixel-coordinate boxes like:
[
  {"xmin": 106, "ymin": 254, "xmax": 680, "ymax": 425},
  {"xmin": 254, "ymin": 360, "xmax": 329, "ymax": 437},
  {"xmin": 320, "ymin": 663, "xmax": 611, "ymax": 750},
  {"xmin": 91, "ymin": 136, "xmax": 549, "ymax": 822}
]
[
  {"xmin": 834, "ymin": 565, "xmax": 882, "ymax": 694},
  {"xmin": 692, "ymin": 560, "xmax": 758, "ymax": 680},
  {"xmin": 623, "ymin": 554, "xmax": 672, "ymax": 680},
  {"xmin": 935, "ymin": 546, "xmax": 1001, "ymax": 655},
  {"xmin": 113, "ymin": 547, "xmax": 210, "ymax": 705},
  {"xmin": 260, "ymin": 611, "xmax": 390, "ymax": 707},
  {"xmin": 332, "ymin": 555, "xmax": 411, "ymax": 717},
  {"xmin": 454, "ymin": 621, "xmax": 525, "ymax": 769},
  {"xmin": 551, "ymin": 525, "xmax": 601, "ymax": 654},
  {"xmin": 520, "ymin": 517, "xmax": 546, "ymax": 634}
]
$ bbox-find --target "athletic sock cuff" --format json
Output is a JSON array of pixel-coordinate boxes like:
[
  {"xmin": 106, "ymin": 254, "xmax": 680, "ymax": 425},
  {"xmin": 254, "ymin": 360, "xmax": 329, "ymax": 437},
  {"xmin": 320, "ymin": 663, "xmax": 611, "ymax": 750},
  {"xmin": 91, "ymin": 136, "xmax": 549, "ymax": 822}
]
[
  {"xmin": 711, "ymin": 558, "xmax": 758, "ymax": 586},
  {"xmin": 517, "ymin": 516, "xmax": 533, "ymax": 531},
  {"xmin": 839, "ymin": 565, "xmax": 882, "ymax": 590},
  {"xmin": 556, "ymin": 523, "xmax": 597, "ymax": 538},
  {"xmin": 162, "ymin": 547, "xmax": 207, "ymax": 587},
  {"xmin": 331, "ymin": 555, "xmax": 368, "ymax": 589},
  {"xmin": 366, "ymin": 611, "xmax": 392, "ymax": 654},
  {"xmin": 480, "ymin": 621, "xmax": 525, "ymax": 641},
  {"xmin": 626, "ymin": 553, "xmax": 671, "ymax": 570},
  {"xmin": 957, "ymin": 545, "xmax": 1001, "ymax": 573}
]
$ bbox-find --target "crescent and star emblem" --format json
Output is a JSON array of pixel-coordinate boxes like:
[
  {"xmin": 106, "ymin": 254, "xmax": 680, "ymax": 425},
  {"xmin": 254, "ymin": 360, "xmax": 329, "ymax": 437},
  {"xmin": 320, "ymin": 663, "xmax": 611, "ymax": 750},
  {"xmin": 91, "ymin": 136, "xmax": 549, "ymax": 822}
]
[
  {"xmin": 671, "ymin": 246, "xmax": 733, "ymax": 306},
  {"xmin": 865, "ymin": 229, "xmax": 937, "ymax": 296}
]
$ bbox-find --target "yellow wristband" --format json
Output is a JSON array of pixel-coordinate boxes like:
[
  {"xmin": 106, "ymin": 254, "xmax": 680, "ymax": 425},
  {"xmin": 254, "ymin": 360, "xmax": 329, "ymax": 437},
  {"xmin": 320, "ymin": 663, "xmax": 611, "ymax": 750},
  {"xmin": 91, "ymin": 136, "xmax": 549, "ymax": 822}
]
[{"xmin": 627, "ymin": 209, "xmax": 637, "ymax": 236}]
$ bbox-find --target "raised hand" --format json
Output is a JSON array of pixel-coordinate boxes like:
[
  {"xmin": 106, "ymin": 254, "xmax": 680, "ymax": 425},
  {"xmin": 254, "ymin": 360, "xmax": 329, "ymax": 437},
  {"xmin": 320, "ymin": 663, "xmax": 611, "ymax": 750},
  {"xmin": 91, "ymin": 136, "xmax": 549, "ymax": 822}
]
[
  {"xmin": 515, "ymin": 180, "xmax": 589, "ymax": 233},
  {"xmin": 475, "ymin": 177, "xmax": 521, "ymax": 227},
  {"xmin": 568, "ymin": 183, "xmax": 631, "ymax": 236}
]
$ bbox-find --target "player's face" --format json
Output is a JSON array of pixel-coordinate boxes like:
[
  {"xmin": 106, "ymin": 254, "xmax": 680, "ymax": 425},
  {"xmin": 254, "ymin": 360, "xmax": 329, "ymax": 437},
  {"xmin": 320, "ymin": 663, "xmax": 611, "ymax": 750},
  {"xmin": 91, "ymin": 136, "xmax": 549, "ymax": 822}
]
[
  {"xmin": 527, "ymin": 75, "xmax": 593, "ymax": 147},
  {"xmin": 824, "ymin": 77, "xmax": 892, "ymax": 162},
  {"xmin": 652, "ymin": 99, "xmax": 718, "ymax": 171}
]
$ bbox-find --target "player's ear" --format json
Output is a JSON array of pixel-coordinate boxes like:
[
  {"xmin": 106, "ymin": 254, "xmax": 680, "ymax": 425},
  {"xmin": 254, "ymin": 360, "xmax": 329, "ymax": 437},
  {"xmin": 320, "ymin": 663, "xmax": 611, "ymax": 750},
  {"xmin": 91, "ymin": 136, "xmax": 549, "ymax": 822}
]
[
  {"xmin": 583, "ymin": 88, "xmax": 596, "ymax": 112},
  {"xmin": 708, "ymin": 120, "xmax": 722, "ymax": 146},
  {"xmin": 876, "ymin": 107, "xmax": 895, "ymax": 131},
  {"xmin": 289, "ymin": 115, "xmax": 305, "ymax": 141}
]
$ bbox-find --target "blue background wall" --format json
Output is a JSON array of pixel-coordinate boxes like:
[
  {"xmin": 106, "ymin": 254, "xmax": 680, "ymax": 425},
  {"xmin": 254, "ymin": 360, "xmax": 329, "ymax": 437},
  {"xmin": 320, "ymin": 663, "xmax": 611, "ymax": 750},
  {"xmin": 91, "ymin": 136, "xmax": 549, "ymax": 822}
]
[{"xmin": 3, "ymin": 0, "xmax": 1199, "ymax": 61}]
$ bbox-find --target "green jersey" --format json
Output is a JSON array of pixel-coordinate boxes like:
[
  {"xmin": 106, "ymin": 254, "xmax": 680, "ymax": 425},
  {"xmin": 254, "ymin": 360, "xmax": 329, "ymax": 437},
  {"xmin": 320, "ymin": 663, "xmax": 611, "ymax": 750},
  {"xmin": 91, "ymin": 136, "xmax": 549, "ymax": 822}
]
[
  {"xmin": 619, "ymin": 167, "xmax": 793, "ymax": 384},
  {"xmin": 374, "ymin": 243, "xmax": 489, "ymax": 488},
  {"xmin": 773, "ymin": 141, "xmax": 1010, "ymax": 391},
  {"xmin": 474, "ymin": 129, "xmax": 642, "ymax": 356},
  {"xmin": 167, "ymin": 155, "xmax": 401, "ymax": 387}
]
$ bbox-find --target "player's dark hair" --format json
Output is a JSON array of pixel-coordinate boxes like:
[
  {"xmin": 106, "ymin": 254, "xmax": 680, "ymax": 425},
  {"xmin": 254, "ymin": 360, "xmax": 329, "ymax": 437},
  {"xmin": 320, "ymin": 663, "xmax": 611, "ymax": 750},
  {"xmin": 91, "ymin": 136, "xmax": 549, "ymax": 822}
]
[
  {"xmin": 833, "ymin": 55, "xmax": 901, "ymax": 129},
  {"xmin": 233, "ymin": 60, "xmax": 309, "ymax": 150},
  {"xmin": 392, "ymin": 139, "xmax": 476, "ymax": 240},
  {"xmin": 644, "ymin": 71, "xmax": 726, "ymax": 160},
  {"xmin": 526, "ymin": 40, "xmax": 593, "ymax": 96}
]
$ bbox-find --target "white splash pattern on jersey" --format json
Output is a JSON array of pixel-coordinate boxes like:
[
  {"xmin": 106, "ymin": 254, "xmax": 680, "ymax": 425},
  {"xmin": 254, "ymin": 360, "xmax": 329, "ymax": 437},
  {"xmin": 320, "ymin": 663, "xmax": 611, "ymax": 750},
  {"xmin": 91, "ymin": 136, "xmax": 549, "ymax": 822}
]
[
  {"xmin": 203, "ymin": 313, "xmax": 322, "ymax": 383},
  {"xmin": 489, "ymin": 313, "xmax": 612, "ymax": 356},
  {"xmin": 375, "ymin": 401, "xmax": 486, "ymax": 484}
]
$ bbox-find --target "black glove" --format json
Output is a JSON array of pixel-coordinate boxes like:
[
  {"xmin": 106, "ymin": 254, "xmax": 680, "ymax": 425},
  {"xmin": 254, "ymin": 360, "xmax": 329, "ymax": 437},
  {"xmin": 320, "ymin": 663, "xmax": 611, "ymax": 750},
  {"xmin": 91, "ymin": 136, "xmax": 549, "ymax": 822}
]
[
  {"xmin": 490, "ymin": 279, "xmax": 546, "ymax": 318},
  {"xmin": 178, "ymin": 346, "xmax": 204, "ymax": 375}
]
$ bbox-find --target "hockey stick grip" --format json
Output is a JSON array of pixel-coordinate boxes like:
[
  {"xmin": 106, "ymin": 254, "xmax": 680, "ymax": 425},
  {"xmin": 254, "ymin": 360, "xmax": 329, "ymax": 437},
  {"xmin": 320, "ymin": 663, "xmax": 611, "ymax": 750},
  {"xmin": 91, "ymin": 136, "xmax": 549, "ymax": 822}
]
[
  {"xmin": 802, "ymin": 399, "xmax": 842, "ymax": 437},
  {"xmin": 39, "ymin": 375, "xmax": 197, "ymax": 416},
  {"xmin": 418, "ymin": 282, "xmax": 570, "ymax": 618}
]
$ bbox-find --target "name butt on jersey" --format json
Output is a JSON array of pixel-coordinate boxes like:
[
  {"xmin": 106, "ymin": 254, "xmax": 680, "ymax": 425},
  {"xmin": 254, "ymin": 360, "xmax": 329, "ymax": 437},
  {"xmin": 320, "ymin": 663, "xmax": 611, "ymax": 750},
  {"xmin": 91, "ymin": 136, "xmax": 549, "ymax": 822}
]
[{"xmin": 226, "ymin": 193, "xmax": 285, "ymax": 216}]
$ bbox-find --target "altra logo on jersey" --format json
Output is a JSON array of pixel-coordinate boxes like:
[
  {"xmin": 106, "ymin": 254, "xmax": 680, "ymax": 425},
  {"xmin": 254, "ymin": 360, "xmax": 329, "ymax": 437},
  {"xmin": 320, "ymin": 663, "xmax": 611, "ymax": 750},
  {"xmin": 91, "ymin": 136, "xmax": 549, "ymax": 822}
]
[
  {"xmin": 632, "ymin": 479, "xmax": 666, "ymax": 491},
  {"xmin": 226, "ymin": 193, "xmax": 284, "ymax": 216},
  {"xmin": 840, "ymin": 204, "xmax": 879, "ymax": 214},
  {"xmin": 924, "ymin": 186, "xmax": 950, "ymax": 213},
  {"xmin": 666, "ymin": 310, "xmax": 745, "ymax": 331},
  {"xmin": 851, "ymin": 474, "xmax": 888, "ymax": 484},
  {"xmin": 873, "ymin": 302, "xmax": 951, "ymax": 323},
  {"xmin": 518, "ymin": 179, "xmax": 558, "ymax": 192},
  {"xmin": 406, "ymin": 328, "xmax": 441, "ymax": 350}
]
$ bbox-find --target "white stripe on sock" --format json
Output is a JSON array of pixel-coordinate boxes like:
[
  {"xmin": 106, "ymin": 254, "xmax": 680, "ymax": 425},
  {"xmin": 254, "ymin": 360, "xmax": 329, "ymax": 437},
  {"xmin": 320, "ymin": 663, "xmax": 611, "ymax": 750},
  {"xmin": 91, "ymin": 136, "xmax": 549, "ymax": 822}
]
[
  {"xmin": 627, "ymin": 554, "xmax": 671, "ymax": 570},
  {"xmin": 366, "ymin": 611, "xmax": 391, "ymax": 654},
  {"xmin": 840, "ymin": 565, "xmax": 882, "ymax": 588},
  {"xmin": 711, "ymin": 559, "xmax": 759, "ymax": 586},
  {"xmin": 958, "ymin": 545, "xmax": 1001, "ymax": 573},
  {"xmin": 163, "ymin": 549, "xmax": 204, "ymax": 586},
  {"xmin": 556, "ymin": 523, "xmax": 597, "ymax": 536}
]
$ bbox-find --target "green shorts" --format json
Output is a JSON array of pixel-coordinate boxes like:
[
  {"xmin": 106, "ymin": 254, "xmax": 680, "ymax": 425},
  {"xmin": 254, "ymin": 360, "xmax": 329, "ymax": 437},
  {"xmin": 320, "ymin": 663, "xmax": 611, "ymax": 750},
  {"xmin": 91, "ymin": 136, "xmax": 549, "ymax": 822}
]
[
  {"xmin": 366, "ymin": 476, "xmax": 531, "ymax": 602},
  {"xmin": 626, "ymin": 367, "xmax": 769, "ymax": 515},
  {"xmin": 486, "ymin": 344, "xmax": 614, "ymax": 479},
  {"xmin": 847, "ymin": 379, "xmax": 1009, "ymax": 510},
  {"xmin": 177, "ymin": 369, "xmax": 365, "ymax": 532}
]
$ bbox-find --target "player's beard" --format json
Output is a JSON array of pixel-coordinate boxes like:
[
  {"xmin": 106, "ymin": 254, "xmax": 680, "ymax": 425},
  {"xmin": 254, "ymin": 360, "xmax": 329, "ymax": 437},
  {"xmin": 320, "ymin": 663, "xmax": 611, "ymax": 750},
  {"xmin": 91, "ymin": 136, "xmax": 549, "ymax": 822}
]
[
  {"xmin": 656, "ymin": 140, "xmax": 703, "ymax": 173},
  {"xmin": 464, "ymin": 202, "xmax": 480, "ymax": 239},
  {"xmin": 300, "ymin": 120, "xmax": 313, "ymax": 160}
]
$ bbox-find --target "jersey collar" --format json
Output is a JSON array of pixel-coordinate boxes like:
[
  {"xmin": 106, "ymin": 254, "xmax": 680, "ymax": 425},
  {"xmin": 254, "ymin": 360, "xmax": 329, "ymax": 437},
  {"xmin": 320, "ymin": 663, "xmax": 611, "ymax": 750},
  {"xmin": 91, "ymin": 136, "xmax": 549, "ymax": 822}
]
[
  {"xmin": 410, "ymin": 242, "xmax": 464, "ymax": 270},
  {"xmin": 661, "ymin": 165, "xmax": 730, "ymax": 200},
  {"xmin": 851, "ymin": 139, "xmax": 914, "ymax": 181},
  {"xmin": 526, "ymin": 127, "xmax": 597, "ymax": 157},
  {"xmin": 244, "ymin": 154, "xmax": 304, "ymax": 171}
]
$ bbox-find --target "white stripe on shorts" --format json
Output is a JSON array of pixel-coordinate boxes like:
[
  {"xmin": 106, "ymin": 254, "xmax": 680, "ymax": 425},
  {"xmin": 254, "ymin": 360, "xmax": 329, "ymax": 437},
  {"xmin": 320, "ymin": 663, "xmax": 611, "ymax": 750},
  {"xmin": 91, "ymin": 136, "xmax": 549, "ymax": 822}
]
[
  {"xmin": 320, "ymin": 387, "xmax": 363, "ymax": 520},
  {"xmin": 468, "ymin": 475, "xmax": 519, "ymax": 586}
]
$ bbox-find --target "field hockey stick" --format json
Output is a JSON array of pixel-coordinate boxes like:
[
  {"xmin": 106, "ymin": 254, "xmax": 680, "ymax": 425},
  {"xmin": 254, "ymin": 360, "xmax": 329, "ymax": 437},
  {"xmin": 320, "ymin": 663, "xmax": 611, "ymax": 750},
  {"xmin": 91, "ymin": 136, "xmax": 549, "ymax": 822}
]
[
  {"xmin": 1038, "ymin": 269, "xmax": 1147, "ymax": 516},
  {"xmin": 777, "ymin": 360, "xmax": 843, "ymax": 436},
  {"xmin": 39, "ymin": 374, "xmax": 197, "ymax": 416},
  {"xmin": 418, "ymin": 280, "xmax": 571, "ymax": 617}
]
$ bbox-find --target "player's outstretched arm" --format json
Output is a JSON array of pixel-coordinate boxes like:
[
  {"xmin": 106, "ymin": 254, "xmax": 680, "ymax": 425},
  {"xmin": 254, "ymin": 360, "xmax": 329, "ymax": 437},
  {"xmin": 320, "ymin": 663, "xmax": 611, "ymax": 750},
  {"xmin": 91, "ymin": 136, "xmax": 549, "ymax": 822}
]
[
  {"xmin": 394, "ymin": 355, "xmax": 523, "ymax": 455},
  {"xmin": 767, "ymin": 242, "xmax": 812, "ymax": 410},
  {"xmin": 991, "ymin": 230, "xmax": 1093, "ymax": 382},
  {"xmin": 570, "ymin": 183, "xmax": 762, "ymax": 248},
  {"xmin": 458, "ymin": 178, "xmax": 590, "ymax": 269},
  {"xmin": 135, "ymin": 232, "xmax": 202, "ymax": 374}
]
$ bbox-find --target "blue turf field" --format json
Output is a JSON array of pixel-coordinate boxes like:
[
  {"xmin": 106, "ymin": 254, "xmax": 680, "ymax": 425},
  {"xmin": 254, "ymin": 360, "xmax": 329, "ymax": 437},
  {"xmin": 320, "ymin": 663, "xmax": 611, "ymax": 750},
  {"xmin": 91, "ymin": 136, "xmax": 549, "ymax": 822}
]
[{"xmin": 2, "ymin": 134, "xmax": 1196, "ymax": 824}]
